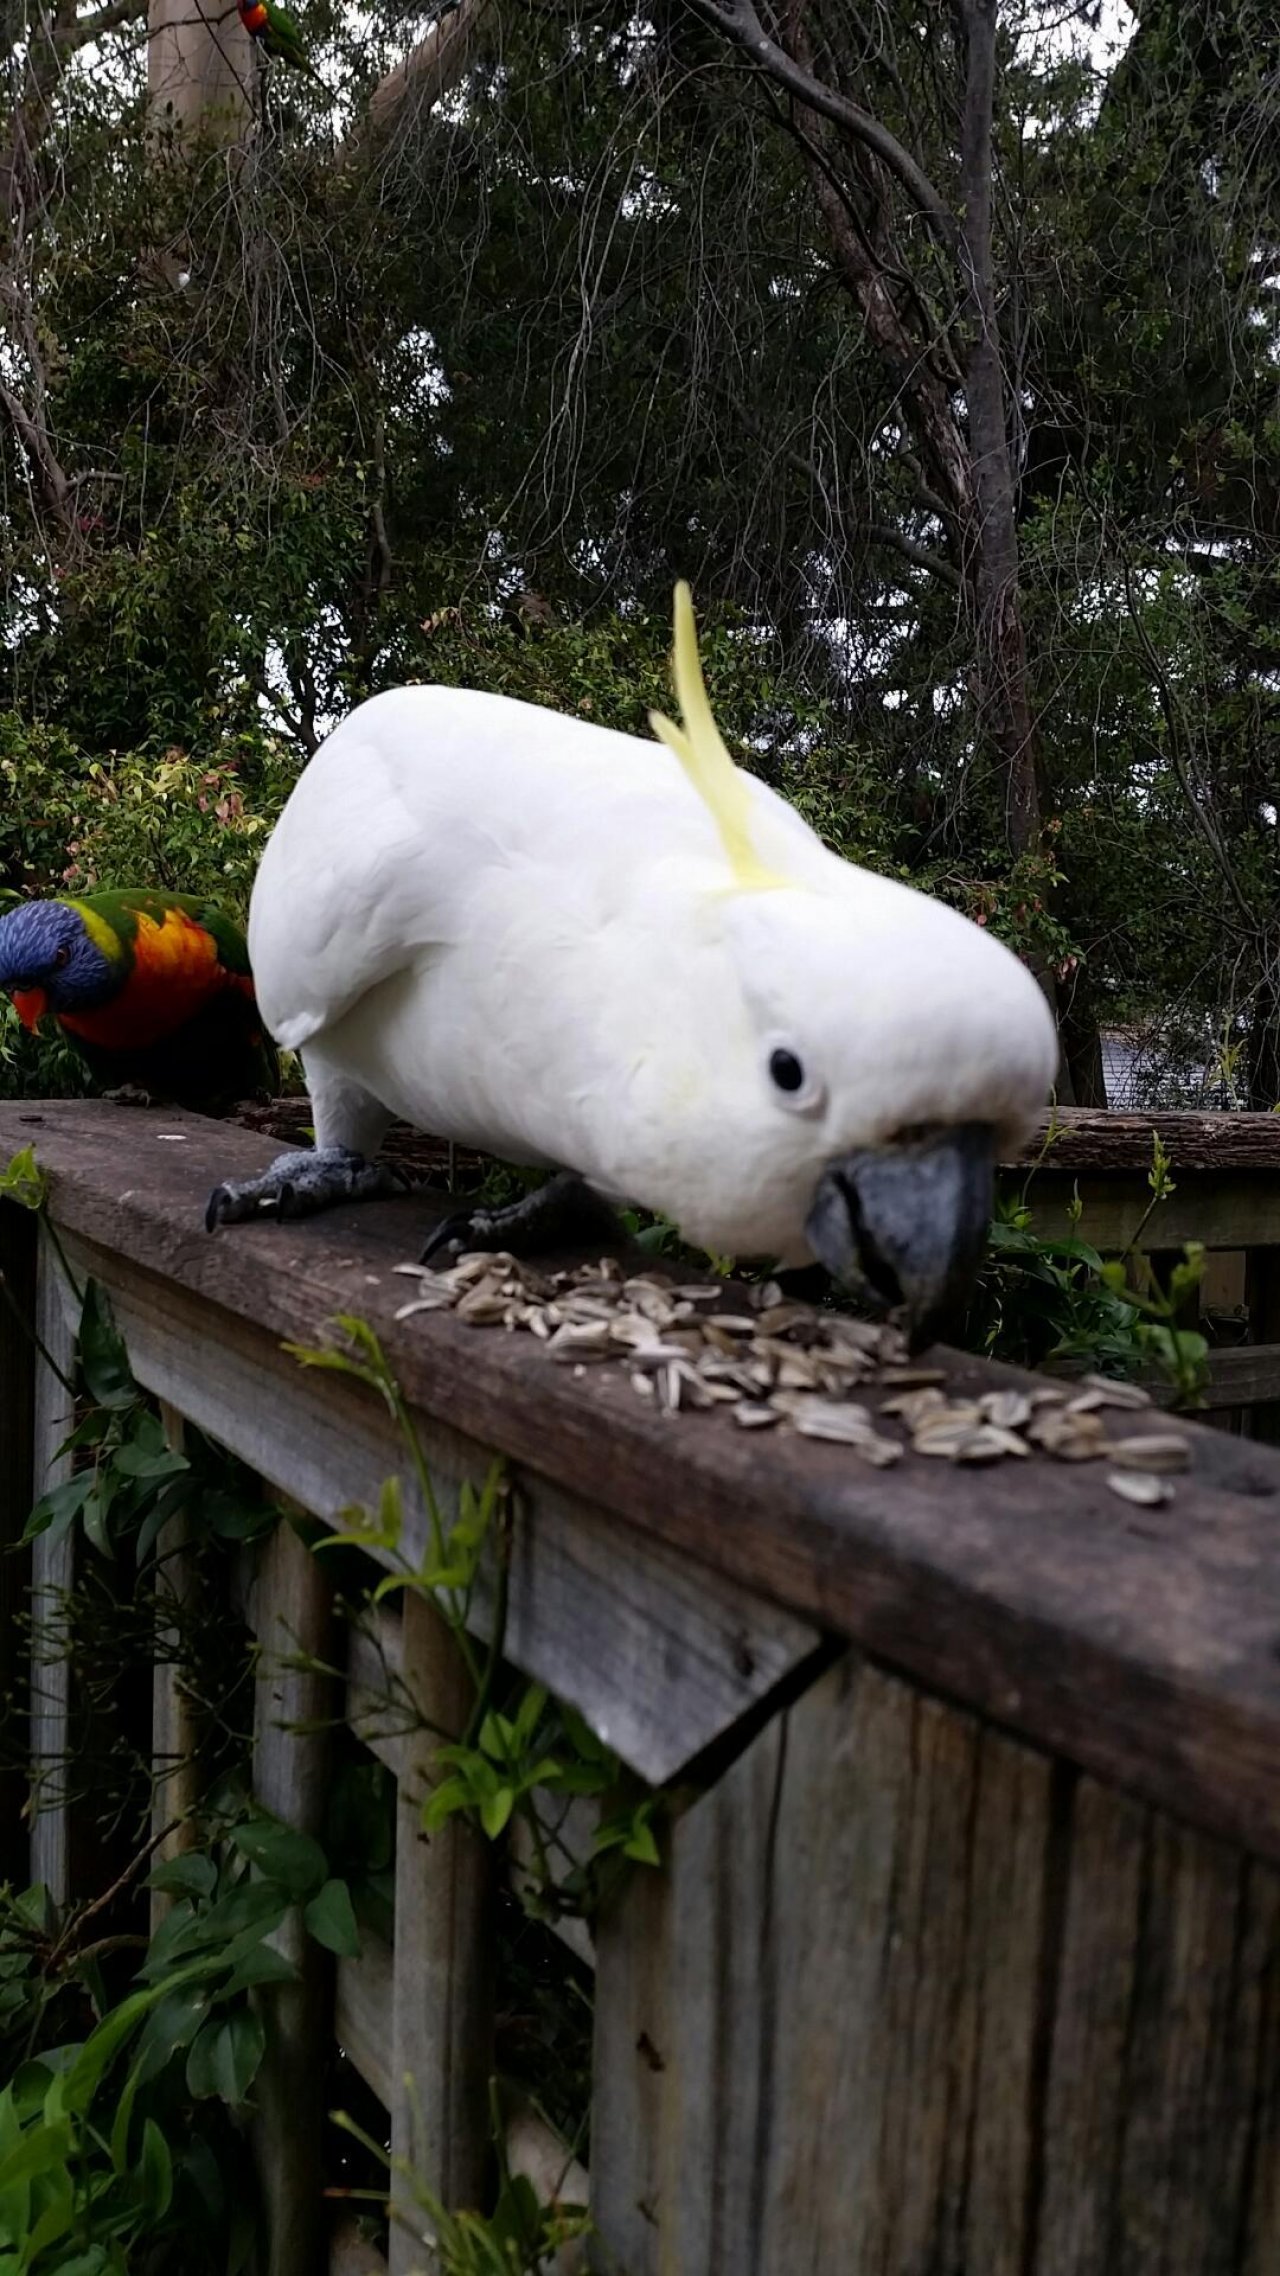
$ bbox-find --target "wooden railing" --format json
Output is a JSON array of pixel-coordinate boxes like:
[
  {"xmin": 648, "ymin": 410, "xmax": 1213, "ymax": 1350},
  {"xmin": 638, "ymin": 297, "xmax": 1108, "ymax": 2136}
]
[
  {"xmin": 1007, "ymin": 1107, "xmax": 1280, "ymax": 1436},
  {"xmin": 5, "ymin": 1099, "xmax": 1280, "ymax": 2273}
]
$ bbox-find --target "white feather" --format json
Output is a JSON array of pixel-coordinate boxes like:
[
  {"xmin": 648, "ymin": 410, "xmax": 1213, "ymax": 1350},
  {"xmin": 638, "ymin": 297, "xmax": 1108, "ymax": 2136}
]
[{"xmin": 249, "ymin": 682, "xmax": 1057, "ymax": 1262}]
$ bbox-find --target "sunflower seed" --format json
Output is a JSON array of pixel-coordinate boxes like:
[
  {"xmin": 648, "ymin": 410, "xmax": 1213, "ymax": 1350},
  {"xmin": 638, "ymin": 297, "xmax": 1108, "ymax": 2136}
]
[
  {"xmin": 1083, "ymin": 1373, "xmax": 1153, "ymax": 1409},
  {"xmin": 1109, "ymin": 1433, "xmax": 1191, "ymax": 1474},
  {"xmin": 455, "ymin": 1291, "xmax": 509, "ymax": 1325},
  {"xmin": 735, "ymin": 1402, "xmax": 782, "ymax": 1428},
  {"xmin": 979, "ymin": 1389, "xmax": 1033, "ymax": 1430},
  {"xmin": 1027, "ymin": 1407, "xmax": 1107, "ymax": 1460},
  {"xmin": 750, "ymin": 1281, "xmax": 784, "ymax": 1311},
  {"xmin": 880, "ymin": 1385, "xmax": 948, "ymax": 1423},
  {"xmin": 1107, "ymin": 1469, "xmax": 1173, "ymax": 1507},
  {"xmin": 546, "ymin": 1321, "xmax": 612, "ymax": 1361}
]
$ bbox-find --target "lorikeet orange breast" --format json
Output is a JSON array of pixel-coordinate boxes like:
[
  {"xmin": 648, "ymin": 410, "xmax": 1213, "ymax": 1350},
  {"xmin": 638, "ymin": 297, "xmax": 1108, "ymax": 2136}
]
[{"xmin": 0, "ymin": 890, "xmax": 278, "ymax": 1113}]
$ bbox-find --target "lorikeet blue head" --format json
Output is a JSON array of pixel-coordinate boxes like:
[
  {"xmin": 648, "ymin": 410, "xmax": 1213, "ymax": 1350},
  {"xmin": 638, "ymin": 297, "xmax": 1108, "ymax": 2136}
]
[{"xmin": 0, "ymin": 901, "xmax": 121, "ymax": 1029}]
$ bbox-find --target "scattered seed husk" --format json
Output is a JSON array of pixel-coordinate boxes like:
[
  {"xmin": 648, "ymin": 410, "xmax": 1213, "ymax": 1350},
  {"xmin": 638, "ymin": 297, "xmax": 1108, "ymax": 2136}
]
[
  {"xmin": 880, "ymin": 1386, "xmax": 948, "ymax": 1425},
  {"xmin": 389, "ymin": 1243, "xmax": 1176, "ymax": 1477},
  {"xmin": 1107, "ymin": 1469, "xmax": 1173, "ymax": 1507},
  {"xmin": 980, "ymin": 1389, "xmax": 1033, "ymax": 1430},
  {"xmin": 1109, "ymin": 1433, "xmax": 1191, "ymax": 1474},
  {"xmin": 735, "ymin": 1402, "xmax": 782, "ymax": 1429},
  {"xmin": 1082, "ymin": 1373, "xmax": 1153, "ymax": 1410},
  {"xmin": 1027, "ymin": 1407, "xmax": 1108, "ymax": 1460}
]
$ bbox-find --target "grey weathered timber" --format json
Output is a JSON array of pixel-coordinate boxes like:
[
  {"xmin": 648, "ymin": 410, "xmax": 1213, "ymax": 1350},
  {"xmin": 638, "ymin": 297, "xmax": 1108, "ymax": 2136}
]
[
  {"xmin": 348, "ymin": 1606, "xmax": 594, "ymax": 1971},
  {"xmin": 251, "ymin": 1514, "xmax": 336, "ymax": 2276},
  {"xmin": 29, "ymin": 1229, "xmax": 77, "ymax": 1903},
  {"xmin": 0, "ymin": 1201, "xmax": 35, "ymax": 1881},
  {"xmin": 57, "ymin": 1226, "xmax": 821, "ymax": 1786},
  {"xmin": 388, "ymin": 1588, "xmax": 493, "ymax": 2268},
  {"xmin": 591, "ymin": 1652, "xmax": 1280, "ymax": 2276},
  {"xmin": 13, "ymin": 1101, "xmax": 1280, "ymax": 1865},
  {"xmin": 1246, "ymin": 1250, "xmax": 1280, "ymax": 1443},
  {"xmin": 1017, "ymin": 1171, "xmax": 1280, "ymax": 1253},
  {"xmin": 335, "ymin": 1929, "xmax": 394, "ymax": 2107},
  {"xmin": 150, "ymin": 1402, "xmax": 201, "ymax": 1932}
]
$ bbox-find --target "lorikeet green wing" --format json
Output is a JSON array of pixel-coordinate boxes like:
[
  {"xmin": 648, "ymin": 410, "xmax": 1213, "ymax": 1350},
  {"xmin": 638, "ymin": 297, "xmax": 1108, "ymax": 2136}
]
[
  {"xmin": 238, "ymin": 0, "xmax": 324, "ymax": 79},
  {"xmin": 0, "ymin": 888, "xmax": 279, "ymax": 1114}
]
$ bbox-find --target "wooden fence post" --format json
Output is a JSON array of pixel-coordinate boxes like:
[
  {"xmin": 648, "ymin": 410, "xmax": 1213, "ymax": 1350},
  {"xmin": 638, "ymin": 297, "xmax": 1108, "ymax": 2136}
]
[
  {"xmin": 1247, "ymin": 1248, "xmax": 1280, "ymax": 1442},
  {"xmin": 252, "ymin": 1511, "xmax": 336, "ymax": 2276},
  {"xmin": 29, "ymin": 1227, "xmax": 77, "ymax": 1904},
  {"xmin": 387, "ymin": 1588, "xmax": 494, "ymax": 2272},
  {"xmin": 150, "ymin": 1403, "xmax": 202, "ymax": 1933},
  {"xmin": 591, "ymin": 1650, "xmax": 1280, "ymax": 2275},
  {"xmin": 0, "ymin": 1202, "xmax": 36, "ymax": 1884}
]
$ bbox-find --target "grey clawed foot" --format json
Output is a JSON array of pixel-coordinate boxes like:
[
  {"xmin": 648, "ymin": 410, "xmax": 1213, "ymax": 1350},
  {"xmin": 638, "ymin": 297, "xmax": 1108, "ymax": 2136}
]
[
  {"xmin": 205, "ymin": 1146, "xmax": 406, "ymax": 1233},
  {"xmin": 420, "ymin": 1169, "xmax": 621, "ymax": 1265},
  {"xmin": 102, "ymin": 1084, "xmax": 158, "ymax": 1108}
]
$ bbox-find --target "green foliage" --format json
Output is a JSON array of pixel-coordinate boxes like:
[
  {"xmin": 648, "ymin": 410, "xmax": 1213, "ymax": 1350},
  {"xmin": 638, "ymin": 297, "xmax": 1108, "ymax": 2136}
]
[
  {"xmin": 968, "ymin": 1135, "xmax": 1209, "ymax": 1403},
  {"xmin": 333, "ymin": 2094, "xmax": 589, "ymax": 2276},
  {"xmin": 24, "ymin": 1273, "xmax": 276, "ymax": 1567},
  {"xmin": 0, "ymin": 1803, "xmax": 370, "ymax": 2275},
  {"xmin": 293, "ymin": 1318, "xmax": 662, "ymax": 1925}
]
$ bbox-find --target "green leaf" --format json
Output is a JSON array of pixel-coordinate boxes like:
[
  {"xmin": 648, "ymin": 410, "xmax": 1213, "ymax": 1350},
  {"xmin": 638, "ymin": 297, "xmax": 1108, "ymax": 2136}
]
[
  {"xmin": 22, "ymin": 1472, "xmax": 91, "ymax": 1545},
  {"xmin": 135, "ymin": 1983, "xmax": 212, "ymax": 2083},
  {"xmin": 231, "ymin": 1819, "xmax": 327, "ymax": 1896},
  {"xmin": 112, "ymin": 1442, "xmax": 188, "ymax": 1481},
  {"xmin": 77, "ymin": 1281, "xmax": 135, "ymax": 1409},
  {"xmin": 186, "ymin": 2008, "xmax": 265, "ymax": 2106},
  {"xmin": 302, "ymin": 1879, "xmax": 361, "ymax": 1958},
  {"xmin": 420, "ymin": 1777, "xmax": 471, "ymax": 1835},
  {"xmin": 149, "ymin": 1853, "xmax": 217, "ymax": 1900},
  {"xmin": 0, "ymin": 1147, "xmax": 47, "ymax": 1211},
  {"xmin": 479, "ymin": 1787, "xmax": 515, "ymax": 1839},
  {"xmin": 135, "ymin": 2117, "xmax": 174, "ymax": 2221},
  {"xmin": 223, "ymin": 1944, "xmax": 298, "ymax": 1995},
  {"xmin": 81, "ymin": 1480, "xmax": 114, "ymax": 1558},
  {"xmin": 622, "ymin": 1819, "xmax": 661, "ymax": 1866}
]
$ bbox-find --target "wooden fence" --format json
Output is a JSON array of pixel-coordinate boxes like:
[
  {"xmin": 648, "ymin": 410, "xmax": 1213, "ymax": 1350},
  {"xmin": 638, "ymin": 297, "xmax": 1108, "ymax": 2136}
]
[
  {"xmin": 1007, "ymin": 1107, "xmax": 1280, "ymax": 1436},
  {"xmin": 5, "ymin": 1097, "xmax": 1280, "ymax": 2274}
]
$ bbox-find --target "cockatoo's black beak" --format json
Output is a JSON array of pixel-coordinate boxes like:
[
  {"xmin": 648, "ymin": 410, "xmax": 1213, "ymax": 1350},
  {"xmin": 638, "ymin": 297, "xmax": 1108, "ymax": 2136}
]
[{"xmin": 805, "ymin": 1122, "xmax": 996, "ymax": 1354}]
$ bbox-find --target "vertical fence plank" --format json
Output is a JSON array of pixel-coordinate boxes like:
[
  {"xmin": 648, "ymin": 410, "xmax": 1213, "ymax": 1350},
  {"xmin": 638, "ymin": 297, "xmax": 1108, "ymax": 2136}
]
[
  {"xmin": 29, "ymin": 1228, "xmax": 77, "ymax": 1904},
  {"xmin": 1247, "ymin": 1248, "xmax": 1280, "ymax": 1443},
  {"xmin": 387, "ymin": 1589, "xmax": 494, "ymax": 2272},
  {"xmin": 252, "ymin": 1511, "xmax": 336, "ymax": 2276},
  {"xmin": 150, "ymin": 1402, "xmax": 201, "ymax": 1932},
  {"xmin": 0, "ymin": 1203, "xmax": 36, "ymax": 1885}
]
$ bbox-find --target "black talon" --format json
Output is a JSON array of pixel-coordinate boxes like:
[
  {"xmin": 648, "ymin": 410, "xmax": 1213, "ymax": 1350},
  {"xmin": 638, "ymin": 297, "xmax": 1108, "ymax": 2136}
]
[
  {"xmin": 204, "ymin": 1145, "xmax": 406, "ymax": 1233},
  {"xmin": 419, "ymin": 1170, "xmax": 623, "ymax": 1265},
  {"xmin": 420, "ymin": 1211, "xmax": 485, "ymax": 1265}
]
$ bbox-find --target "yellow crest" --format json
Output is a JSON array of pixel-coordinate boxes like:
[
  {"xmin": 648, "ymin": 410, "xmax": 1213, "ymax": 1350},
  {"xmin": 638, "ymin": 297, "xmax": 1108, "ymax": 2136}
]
[{"xmin": 649, "ymin": 583, "xmax": 787, "ymax": 892}]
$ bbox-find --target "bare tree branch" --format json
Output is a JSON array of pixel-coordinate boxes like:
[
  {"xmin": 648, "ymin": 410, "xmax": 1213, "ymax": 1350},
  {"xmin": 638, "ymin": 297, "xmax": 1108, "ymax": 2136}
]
[
  {"xmin": 678, "ymin": 0, "xmax": 962, "ymax": 256},
  {"xmin": 349, "ymin": 0, "xmax": 490, "ymax": 152}
]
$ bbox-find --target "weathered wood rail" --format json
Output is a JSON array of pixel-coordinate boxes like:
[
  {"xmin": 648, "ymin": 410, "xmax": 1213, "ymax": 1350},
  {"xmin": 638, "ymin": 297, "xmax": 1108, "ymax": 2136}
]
[
  {"xmin": 6, "ymin": 1099, "xmax": 1280, "ymax": 2272},
  {"xmin": 1007, "ymin": 1107, "xmax": 1280, "ymax": 1436}
]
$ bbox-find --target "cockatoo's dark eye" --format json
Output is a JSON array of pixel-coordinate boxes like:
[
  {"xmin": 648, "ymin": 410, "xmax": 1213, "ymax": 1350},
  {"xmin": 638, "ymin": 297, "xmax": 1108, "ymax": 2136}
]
[
  {"xmin": 51, "ymin": 945, "xmax": 70, "ymax": 970},
  {"xmin": 765, "ymin": 1040, "xmax": 826, "ymax": 1115}
]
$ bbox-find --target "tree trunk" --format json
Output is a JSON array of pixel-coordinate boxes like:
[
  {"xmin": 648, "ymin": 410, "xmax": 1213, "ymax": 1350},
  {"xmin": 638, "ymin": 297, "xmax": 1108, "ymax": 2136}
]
[
  {"xmin": 1248, "ymin": 956, "xmax": 1280, "ymax": 1110},
  {"xmin": 148, "ymin": 0, "xmax": 254, "ymax": 139},
  {"xmin": 954, "ymin": 0, "xmax": 1041, "ymax": 859}
]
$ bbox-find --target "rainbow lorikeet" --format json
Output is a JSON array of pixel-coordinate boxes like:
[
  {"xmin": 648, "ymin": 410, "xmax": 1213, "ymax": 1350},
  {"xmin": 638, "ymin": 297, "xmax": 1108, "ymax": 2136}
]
[
  {"xmin": 237, "ymin": 0, "xmax": 321, "ymax": 77},
  {"xmin": 0, "ymin": 891, "xmax": 278, "ymax": 1114}
]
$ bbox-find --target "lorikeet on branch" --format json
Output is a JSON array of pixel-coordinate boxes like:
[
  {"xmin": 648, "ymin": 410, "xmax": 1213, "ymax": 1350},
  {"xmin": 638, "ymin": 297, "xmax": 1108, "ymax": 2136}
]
[
  {"xmin": 0, "ymin": 891, "xmax": 278, "ymax": 1114},
  {"xmin": 237, "ymin": 0, "xmax": 322, "ymax": 79}
]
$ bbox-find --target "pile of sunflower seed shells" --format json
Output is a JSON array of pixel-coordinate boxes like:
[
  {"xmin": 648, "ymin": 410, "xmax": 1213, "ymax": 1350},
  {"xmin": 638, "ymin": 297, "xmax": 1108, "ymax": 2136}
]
[{"xmin": 391, "ymin": 1252, "xmax": 1192, "ymax": 1505}]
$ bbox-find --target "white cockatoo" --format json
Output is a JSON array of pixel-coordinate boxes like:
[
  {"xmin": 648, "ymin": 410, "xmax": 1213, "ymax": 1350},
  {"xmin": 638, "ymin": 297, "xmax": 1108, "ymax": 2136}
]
[{"xmin": 208, "ymin": 587, "xmax": 1056, "ymax": 1346}]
